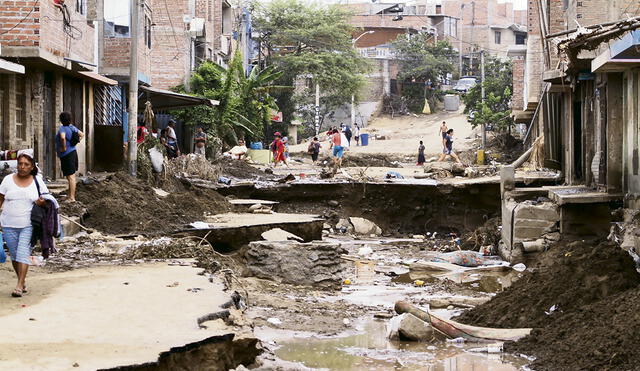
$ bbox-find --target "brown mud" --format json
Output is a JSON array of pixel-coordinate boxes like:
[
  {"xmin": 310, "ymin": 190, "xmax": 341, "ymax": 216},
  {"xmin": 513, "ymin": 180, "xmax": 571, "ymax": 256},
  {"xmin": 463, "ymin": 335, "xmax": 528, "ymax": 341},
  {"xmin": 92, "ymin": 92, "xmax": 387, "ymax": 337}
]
[
  {"xmin": 220, "ymin": 182, "xmax": 502, "ymax": 236},
  {"xmin": 456, "ymin": 240, "xmax": 640, "ymax": 370},
  {"xmin": 62, "ymin": 172, "xmax": 231, "ymax": 235}
]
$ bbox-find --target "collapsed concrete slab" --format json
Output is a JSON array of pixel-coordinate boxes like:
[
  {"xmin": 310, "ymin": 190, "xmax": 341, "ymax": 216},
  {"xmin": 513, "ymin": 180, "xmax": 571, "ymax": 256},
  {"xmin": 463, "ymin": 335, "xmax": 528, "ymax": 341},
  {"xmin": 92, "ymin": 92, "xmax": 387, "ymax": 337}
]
[{"xmin": 245, "ymin": 241, "xmax": 347, "ymax": 290}]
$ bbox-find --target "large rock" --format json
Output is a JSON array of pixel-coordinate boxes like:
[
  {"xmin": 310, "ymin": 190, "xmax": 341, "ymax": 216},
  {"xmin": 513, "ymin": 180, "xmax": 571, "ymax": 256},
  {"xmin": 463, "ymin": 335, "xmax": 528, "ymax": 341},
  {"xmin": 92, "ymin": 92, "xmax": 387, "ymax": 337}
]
[
  {"xmin": 387, "ymin": 313, "xmax": 434, "ymax": 341},
  {"xmin": 349, "ymin": 217, "xmax": 382, "ymax": 236},
  {"xmin": 245, "ymin": 241, "xmax": 347, "ymax": 290}
]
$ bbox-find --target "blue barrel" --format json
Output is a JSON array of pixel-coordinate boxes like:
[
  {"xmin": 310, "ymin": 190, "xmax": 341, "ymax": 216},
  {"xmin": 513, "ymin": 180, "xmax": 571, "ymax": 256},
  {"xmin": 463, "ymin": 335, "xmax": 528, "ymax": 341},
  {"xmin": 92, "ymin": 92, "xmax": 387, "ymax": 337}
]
[
  {"xmin": 360, "ymin": 133, "xmax": 369, "ymax": 146},
  {"xmin": 250, "ymin": 142, "xmax": 263, "ymax": 150}
]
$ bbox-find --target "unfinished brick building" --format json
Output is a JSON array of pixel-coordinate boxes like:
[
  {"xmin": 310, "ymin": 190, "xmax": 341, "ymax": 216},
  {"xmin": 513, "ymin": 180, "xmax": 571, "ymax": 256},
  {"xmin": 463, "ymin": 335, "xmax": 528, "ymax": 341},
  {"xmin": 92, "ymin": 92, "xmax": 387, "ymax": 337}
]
[{"xmin": 0, "ymin": 0, "xmax": 117, "ymax": 178}]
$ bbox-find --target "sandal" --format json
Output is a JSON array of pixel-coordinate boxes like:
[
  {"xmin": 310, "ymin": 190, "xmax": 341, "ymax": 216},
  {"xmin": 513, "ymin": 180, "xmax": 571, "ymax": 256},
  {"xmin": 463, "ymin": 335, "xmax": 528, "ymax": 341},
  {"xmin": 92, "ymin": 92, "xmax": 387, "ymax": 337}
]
[
  {"xmin": 11, "ymin": 289, "xmax": 23, "ymax": 297},
  {"xmin": 22, "ymin": 286, "xmax": 27, "ymax": 294}
]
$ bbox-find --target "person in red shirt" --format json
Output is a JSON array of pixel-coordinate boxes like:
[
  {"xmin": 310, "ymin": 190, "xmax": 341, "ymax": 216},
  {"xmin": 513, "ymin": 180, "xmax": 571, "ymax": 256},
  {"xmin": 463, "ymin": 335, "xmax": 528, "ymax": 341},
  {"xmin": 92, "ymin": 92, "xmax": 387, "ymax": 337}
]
[{"xmin": 270, "ymin": 132, "xmax": 288, "ymax": 168}]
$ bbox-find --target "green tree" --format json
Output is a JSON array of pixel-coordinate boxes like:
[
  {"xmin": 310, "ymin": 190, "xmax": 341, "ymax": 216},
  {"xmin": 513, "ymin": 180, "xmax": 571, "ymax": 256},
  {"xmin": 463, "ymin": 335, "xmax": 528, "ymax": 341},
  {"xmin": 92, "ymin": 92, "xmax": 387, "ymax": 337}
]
[
  {"xmin": 463, "ymin": 57, "xmax": 514, "ymax": 132},
  {"xmin": 392, "ymin": 36, "xmax": 456, "ymax": 112},
  {"xmin": 173, "ymin": 51, "xmax": 287, "ymax": 150},
  {"xmin": 252, "ymin": 0, "xmax": 369, "ymax": 133}
]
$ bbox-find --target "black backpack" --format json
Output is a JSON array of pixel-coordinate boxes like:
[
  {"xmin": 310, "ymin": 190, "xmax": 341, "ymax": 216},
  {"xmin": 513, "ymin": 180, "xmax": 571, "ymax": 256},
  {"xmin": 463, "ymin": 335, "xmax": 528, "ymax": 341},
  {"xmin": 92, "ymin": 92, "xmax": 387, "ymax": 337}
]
[{"xmin": 70, "ymin": 126, "xmax": 81, "ymax": 146}]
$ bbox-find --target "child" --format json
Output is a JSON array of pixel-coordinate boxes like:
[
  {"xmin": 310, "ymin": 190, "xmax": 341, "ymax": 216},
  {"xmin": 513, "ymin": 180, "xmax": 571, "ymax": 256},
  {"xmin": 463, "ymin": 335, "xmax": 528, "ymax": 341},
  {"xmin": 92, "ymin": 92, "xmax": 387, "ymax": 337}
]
[{"xmin": 417, "ymin": 140, "xmax": 426, "ymax": 165}]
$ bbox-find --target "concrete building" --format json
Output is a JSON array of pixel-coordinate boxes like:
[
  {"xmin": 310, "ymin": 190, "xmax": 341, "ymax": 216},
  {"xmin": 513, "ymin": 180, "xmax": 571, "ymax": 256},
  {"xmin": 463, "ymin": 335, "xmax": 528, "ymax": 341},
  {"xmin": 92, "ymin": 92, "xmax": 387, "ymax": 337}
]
[
  {"xmin": 500, "ymin": 0, "xmax": 640, "ymax": 261},
  {"xmin": 0, "ymin": 0, "xmax": 118, "ymax": 179},
  {"xmin": 441, "ymin": 0, "xmax": 527, "ymax": 62},
  {"xmin": 93, "ymin": 0, "xmax": 227, "ymax": 169}
]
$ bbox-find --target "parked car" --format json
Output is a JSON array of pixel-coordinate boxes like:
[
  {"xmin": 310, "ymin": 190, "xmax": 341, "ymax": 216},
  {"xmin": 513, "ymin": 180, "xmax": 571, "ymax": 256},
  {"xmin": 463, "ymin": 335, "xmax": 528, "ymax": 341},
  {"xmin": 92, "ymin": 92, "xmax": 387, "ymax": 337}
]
[{"xmin": 453, "ymin": 77, "xmax": 478, "ymax": 93}]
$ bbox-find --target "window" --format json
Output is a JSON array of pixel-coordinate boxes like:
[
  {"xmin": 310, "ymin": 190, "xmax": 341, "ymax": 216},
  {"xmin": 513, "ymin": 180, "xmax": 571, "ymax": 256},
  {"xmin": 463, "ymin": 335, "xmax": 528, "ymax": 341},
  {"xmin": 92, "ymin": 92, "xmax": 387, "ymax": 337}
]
[
  {"xmin": 76, "ymin": 0, "xmax": 86, "ymax": 15},
  {"xmin": 562, "ymin": 0, "xmax": 569, "ymax": 10},
  {"xmin": 144, "ymin": 15, "xmax": 152, "ymax": 49},
  {"xmin": 15, "ymin": 76, "xmax": 27, "ymax": 141},
  {"xmin": 494, "ymin": 31, "xmax": 502, "ymax": 45},
  {"xmin": 515, "ymin": 33, "xmax": 526, "ymax": 45}
]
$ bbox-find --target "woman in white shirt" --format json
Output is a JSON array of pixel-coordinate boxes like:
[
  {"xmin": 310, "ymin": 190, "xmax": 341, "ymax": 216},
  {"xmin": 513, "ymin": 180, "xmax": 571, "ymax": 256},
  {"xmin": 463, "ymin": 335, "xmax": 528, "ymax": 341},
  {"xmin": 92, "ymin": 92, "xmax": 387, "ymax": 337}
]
[{"xmin": 0, "ymin": 153, "xmax": 47, "ymax": 297}]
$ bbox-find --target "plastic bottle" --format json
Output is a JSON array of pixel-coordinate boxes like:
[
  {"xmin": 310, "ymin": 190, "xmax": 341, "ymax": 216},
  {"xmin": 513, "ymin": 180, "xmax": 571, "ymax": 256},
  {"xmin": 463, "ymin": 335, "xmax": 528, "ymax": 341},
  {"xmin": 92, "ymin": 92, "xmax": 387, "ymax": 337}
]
[
  {"xmin": 218, "ymin": 176, "xmax": 232, "ymax": 185},
  {"xmin": 446, "ymin": 337, "xmax": 466, "ymax": 344}
]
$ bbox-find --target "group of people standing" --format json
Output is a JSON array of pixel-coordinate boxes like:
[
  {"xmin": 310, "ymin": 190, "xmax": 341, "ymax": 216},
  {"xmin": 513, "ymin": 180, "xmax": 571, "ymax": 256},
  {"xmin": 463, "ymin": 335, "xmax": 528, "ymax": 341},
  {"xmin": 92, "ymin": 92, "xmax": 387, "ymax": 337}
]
[{"xmin": 137, "ymin": 119, "xmax": 208, "ymax": 159}]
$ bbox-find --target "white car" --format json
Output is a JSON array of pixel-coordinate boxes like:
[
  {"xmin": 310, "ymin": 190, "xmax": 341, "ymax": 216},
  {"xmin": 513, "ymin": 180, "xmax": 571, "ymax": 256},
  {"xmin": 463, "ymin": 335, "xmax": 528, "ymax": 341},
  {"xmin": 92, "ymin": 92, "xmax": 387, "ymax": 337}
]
[{"xmin": 453, "ymin": 77, "xmax": 478, "ymax": 93}]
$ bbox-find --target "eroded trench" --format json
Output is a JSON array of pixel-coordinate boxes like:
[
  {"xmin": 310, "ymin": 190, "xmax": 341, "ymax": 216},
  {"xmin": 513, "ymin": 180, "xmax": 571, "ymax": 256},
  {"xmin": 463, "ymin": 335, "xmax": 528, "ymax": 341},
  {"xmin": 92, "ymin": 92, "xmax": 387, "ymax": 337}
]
[
  {"xmin": 219, "ymin": 181, "xmax": 503, "ymax": 236},
  {"xmin": 106, "ymin": 180, "xmax": 530, "ymax": 371}
]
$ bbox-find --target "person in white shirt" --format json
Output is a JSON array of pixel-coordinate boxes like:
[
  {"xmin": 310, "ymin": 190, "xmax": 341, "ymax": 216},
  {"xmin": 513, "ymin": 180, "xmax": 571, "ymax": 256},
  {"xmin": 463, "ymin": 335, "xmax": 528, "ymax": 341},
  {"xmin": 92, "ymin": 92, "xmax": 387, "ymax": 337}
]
[
  {"xmin": 0, "ymin": 153, "xmax": 48, "ymax": 297},
  {"xmin": 354, "ymin": 124, "xmax": 361, "ymax": 146}
]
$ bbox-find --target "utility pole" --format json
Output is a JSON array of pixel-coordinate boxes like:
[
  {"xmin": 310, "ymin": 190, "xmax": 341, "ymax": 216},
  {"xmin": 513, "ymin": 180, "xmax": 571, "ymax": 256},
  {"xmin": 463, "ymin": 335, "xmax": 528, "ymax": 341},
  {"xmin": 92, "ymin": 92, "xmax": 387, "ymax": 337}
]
[
  {"xmin": 469, "ymin": 1, "xmax": 476, "ymax": 73},
  {"xmin": 480, "ymin": 49, "xmax": 486, "ymax": 148},
  {"xmin": 315, "ymin": 83, "xmax": 320, "ymax": 135},
  {"xmin": 459, "ymin": 4, "xmax": 464, "ymax": 77},
  {"xmin": 127, "ymin": 0, "xmax": 139, "ymax": 177}
]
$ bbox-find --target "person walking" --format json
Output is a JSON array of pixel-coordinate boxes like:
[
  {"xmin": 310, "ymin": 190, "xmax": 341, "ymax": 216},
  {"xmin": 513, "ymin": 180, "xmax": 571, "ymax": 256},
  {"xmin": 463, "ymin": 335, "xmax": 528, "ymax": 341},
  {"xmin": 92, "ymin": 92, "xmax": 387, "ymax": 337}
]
[
  {"xmin": 270, "ymin": 132, "xmax": 288, "ymax": 167},
  {"xmin": 56, "ymin": 111, "xmax": 83, "ymax": 202},
  {"xmin": 417, "ymin": 141, "xmax": 426, "ymax": 165},
  {"xmin": 308, "ymin": 137, "xmax": 321, "ymax": 164},
  {"xmin": 329, "ymin": 129, "xmax": 345, "ymax": 168},
  {"xmin": 437, "ymin": 129, "xmax": 463, "ymax": 164},
  {"xmin": 0, "ymin": 153, "xmax": 48, "ymax": 297},
  {"xmin": 438, "ymin": 121, "xmax": 448, "ymax": 150},
  {"xmin": 194, "ymin": 127, "xmax": 207, "ymax": 156},
  {"xmin": 344, "ymin": 125, "xmax": 353, "ymax": 145},
  {"xmin": 354, "ymin": 124, "xmax": 361, "ymax": 146}
]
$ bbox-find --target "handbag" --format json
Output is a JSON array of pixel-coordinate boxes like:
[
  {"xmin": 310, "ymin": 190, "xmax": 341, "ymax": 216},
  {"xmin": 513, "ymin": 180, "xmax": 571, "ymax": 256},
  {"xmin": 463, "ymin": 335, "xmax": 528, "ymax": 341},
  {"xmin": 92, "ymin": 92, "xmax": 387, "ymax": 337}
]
[{"xmin": 30, "ymin": 176, "xmax": 46, "ymax": 231}]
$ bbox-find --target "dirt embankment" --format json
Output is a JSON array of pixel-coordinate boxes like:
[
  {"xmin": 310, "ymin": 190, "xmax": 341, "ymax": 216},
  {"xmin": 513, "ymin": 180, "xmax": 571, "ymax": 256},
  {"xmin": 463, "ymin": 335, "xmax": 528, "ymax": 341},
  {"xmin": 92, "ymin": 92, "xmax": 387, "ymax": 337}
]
[
  {"xmin": 456, "ymin": 241, "xmax": 640, "ymax": 370},
  {"xmin": 62, "ymin": 172, "xmax": 231, "ymax": 235}
]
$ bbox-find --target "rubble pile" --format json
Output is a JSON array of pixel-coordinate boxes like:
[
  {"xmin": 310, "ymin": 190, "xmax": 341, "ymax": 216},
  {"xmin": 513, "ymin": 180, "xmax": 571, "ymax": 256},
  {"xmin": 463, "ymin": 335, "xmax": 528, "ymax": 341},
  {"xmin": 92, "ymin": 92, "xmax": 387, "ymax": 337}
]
[
  {"xmin": 455, "ymin": 240, "xmax": 640, "ymax": 370},
  {"xmin": 69, "ymin": 172, "xmax": 231, "ymax": 235}
]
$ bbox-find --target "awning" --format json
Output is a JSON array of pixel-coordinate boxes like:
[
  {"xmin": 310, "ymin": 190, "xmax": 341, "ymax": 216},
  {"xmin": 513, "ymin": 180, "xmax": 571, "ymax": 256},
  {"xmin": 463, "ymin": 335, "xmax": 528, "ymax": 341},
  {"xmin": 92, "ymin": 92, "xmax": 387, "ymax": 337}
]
[
  {"xmin": 139, "ymin": 86, "xmax": 219, "ymax": 110},
  {"xmin": 592, "ymin": 30, "xmax": 640, "ymax": 72},
  {"xmin": 0, "ymin": 58, "xmax": 25, "ymax": 74},
  {"xmin": 78, "ymin": 71, "xmax": 118, "ymax": 85}
]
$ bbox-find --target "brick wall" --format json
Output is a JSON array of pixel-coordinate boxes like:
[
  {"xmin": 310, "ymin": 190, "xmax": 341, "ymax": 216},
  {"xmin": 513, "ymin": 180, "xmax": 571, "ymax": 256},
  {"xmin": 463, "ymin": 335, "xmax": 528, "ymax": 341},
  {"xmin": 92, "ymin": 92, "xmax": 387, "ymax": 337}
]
[
  {"xmin": 511, "ymin": 55, "xmax": 525, "ymax": 110},
  {"xmin": 101, "ymin": 6, "xmax": 151, "ymax": 79},
  {"xmin": 548, "ymin": 0, "xmax": 567, "ymax": 34},
  {"xmin": 0, "ymin": 0, "xmax": 40, "ymax": 47},
  {"xmin": 40, "ymin": 0, "xmax": 95, "ymax": 62},
  {"xmin": 1, "ymin": 1, "xmax": 94, "ymax": 62},
  {"xmin": 150, "ymin": 0, "xmax": 190, "ymax": 89}
]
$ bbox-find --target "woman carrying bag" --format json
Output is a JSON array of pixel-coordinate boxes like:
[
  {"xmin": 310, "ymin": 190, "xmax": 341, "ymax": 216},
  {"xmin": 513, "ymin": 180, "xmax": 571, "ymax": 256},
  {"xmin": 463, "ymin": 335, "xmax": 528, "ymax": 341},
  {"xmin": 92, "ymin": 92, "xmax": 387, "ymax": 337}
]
[{"xmin": 0, "ymin": 153, "xmax": 48, "ymax": 297}]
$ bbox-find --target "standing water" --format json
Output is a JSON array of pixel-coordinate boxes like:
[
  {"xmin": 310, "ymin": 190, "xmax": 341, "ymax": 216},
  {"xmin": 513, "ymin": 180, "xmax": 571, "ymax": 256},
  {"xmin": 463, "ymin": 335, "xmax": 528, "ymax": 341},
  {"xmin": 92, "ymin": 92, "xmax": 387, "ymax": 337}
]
[{"xmin": 253, "ymin": 237, "xmax": 530, "ymax": 370}]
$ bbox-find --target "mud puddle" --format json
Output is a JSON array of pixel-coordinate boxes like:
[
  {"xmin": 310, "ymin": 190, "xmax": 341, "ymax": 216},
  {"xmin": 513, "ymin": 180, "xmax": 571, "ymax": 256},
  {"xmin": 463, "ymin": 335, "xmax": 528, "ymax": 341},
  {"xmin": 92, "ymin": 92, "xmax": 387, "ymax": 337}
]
[
  {"xmin": 260, "ymin": 319, "xmax": 528, "ymax": 371},
  {"xmin": 252, "ymin": 237, "xmax": 529, "ymax": 370}
]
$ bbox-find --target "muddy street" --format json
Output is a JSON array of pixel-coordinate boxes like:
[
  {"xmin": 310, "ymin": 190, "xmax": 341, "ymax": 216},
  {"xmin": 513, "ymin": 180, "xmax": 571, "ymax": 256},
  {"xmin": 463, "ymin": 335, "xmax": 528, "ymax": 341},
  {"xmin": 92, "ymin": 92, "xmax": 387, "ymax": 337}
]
[{"xmin": 3, "ymin": 0, "xmax": 640, "ymax": 368}]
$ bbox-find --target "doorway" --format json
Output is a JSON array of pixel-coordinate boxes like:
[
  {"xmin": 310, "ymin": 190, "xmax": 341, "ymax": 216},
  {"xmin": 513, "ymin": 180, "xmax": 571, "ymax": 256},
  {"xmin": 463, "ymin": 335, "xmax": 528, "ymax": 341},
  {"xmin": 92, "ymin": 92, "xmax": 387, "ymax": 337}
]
[
  {"xmin": 573, "ymin": 101, "xmax": 583, "ymax": 181},
  {"xmin": 43, "ymin": 73, "xmax": 56, "ymax": 178}
]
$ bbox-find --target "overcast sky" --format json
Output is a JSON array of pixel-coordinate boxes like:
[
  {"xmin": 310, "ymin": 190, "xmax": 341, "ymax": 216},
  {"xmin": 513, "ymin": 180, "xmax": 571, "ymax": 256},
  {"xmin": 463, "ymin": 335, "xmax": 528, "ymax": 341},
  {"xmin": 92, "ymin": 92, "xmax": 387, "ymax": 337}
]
[{"xmin": 104, "ymin": 0, "xmax": 130, "ymax": 26}]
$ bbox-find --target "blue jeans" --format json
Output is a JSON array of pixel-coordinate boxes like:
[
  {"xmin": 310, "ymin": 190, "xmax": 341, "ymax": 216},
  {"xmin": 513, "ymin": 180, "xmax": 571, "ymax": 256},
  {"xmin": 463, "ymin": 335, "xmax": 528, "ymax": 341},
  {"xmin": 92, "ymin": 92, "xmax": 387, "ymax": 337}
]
[{"xmin": 3, "ymin": 226, "xmax": 33, "ymax": 265}]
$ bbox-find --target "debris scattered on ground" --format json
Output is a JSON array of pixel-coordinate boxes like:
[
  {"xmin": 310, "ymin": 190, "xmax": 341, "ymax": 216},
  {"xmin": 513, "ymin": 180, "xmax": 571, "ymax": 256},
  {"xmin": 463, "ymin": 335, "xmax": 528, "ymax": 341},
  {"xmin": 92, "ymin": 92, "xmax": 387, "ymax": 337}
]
[
  {"xmin": 70, "ymin": 172, "xmax": 231, "ymax": 235},
  {"xmin": 455, "ymin": 240, "xmax": 640, "ymax": 370},
  {"xmin": 395, "ymin": 301, "xmax": 531, "ymax": 342}
]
